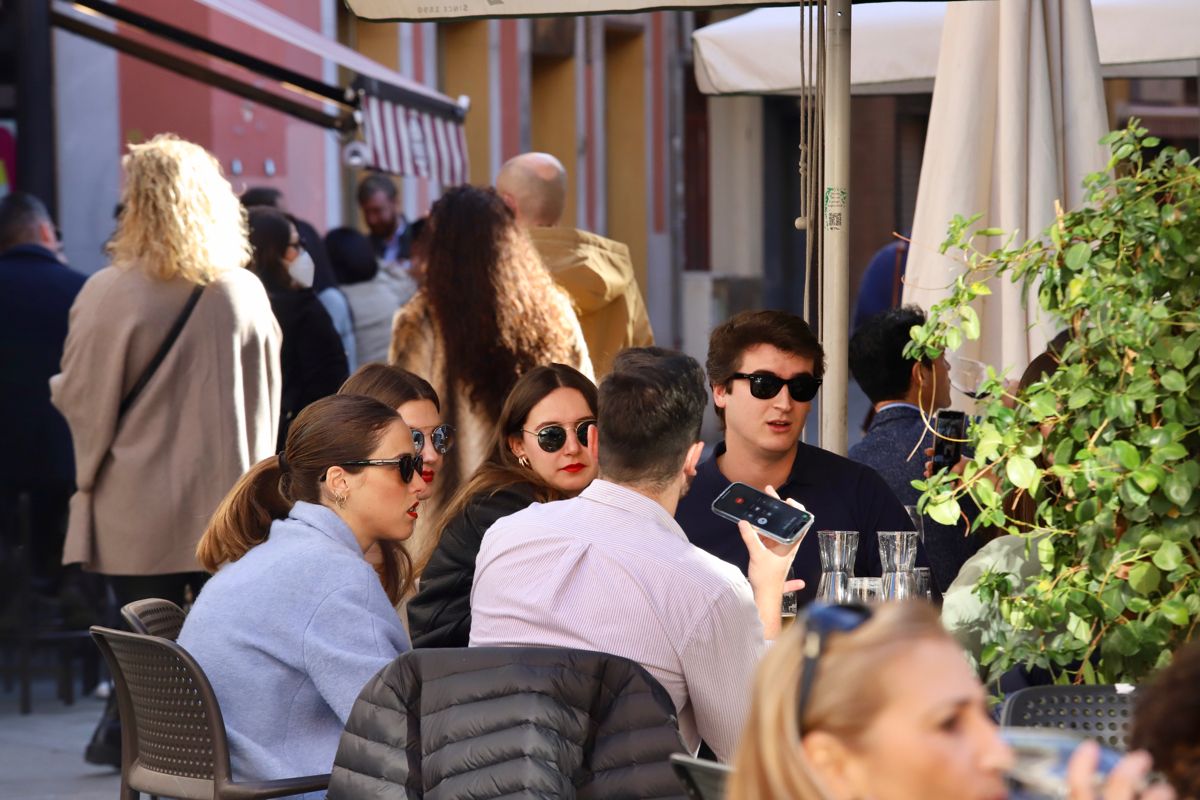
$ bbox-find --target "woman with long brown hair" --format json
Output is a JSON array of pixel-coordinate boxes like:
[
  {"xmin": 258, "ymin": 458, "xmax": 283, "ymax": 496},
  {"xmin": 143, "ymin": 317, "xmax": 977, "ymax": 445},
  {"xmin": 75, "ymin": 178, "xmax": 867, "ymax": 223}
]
[
  {"xmin": 727, "ymin": 602, "xmax": 1172, "ymax": 800},
  {"xmin": 338, "ymin": 362, "xmax": 454, "ymax": 595},
  {"xmin": 179, "ymin": 394, "xmax": 420, "ymax": 785},
  {"xmin": 406, "ymin": 363, "xmax": 597, "ymax": 648},
  {"xmin": 389, "ymin": 185, "xmax": 592, "ymax": 493}
]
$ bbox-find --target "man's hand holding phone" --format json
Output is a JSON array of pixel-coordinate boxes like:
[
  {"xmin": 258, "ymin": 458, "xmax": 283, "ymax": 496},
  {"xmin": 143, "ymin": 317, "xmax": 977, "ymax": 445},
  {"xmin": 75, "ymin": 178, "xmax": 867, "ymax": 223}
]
[{"xmin": 732, "ymin": 485, "xmax": 808, "ymax": 640}]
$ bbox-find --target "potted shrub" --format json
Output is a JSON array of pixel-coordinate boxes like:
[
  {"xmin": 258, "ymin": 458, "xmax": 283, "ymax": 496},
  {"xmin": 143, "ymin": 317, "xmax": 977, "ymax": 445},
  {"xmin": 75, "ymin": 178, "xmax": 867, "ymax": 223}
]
[{"xmin": 907, "ymin": 122, "xmax": 1200, "ymax": 685}]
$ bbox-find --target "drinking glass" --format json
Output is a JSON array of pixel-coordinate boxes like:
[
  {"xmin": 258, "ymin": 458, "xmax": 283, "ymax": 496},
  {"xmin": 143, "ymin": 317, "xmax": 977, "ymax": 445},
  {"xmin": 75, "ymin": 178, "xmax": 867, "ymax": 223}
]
[
  {"xmin": 848, "ymin": 577, "xmax": 881, "ymax": 603},
  {"xmin": 816, "ymin": 530, "xmax": 859, "ymax": 603},
  {"xmin": 878, "ymin": 531, "xmax": 920, "ymax": 601},
  {"xmin": 781, "ymin": 590, "xmax": 799, "ymax": 627},
  {"xmin": 904, "ymin": 505, "xmax": 925, "ymax": 544},
  {"xmin": 913, "ymin": 567, "xmax": 932, "ymax": 600}
]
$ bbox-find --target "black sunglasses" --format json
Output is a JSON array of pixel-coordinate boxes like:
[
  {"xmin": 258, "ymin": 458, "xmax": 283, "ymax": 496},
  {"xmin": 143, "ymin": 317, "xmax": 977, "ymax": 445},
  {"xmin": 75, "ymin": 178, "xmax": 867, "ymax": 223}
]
[
  {"xmin": 523, "ymin": 420, "xmax": 596, "ymax": 453},
  {"xmin": 329, "ymin": 454, "xmax": 424, "ymax": 483},
  {"xmin": 731, "ymin": 371, "xmax": 823, "ymax": 403},
  {"xmin": 796, "ymin": 603, "xmax": 873, "ymax": 730},
  {"xmin": 412, "ymin": 424, "xmax": 454, "ymax": 456}
]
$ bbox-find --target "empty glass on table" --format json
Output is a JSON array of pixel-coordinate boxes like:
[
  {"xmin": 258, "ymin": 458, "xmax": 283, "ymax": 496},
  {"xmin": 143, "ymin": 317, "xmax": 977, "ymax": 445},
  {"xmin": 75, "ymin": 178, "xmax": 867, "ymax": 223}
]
[
  {"xmin": 878, "ymin": 530, "xmax": 920, "ymax": 600},
  {"xmin": 816, "ymin": 530, "xmax": 859, "ymax": 603}
]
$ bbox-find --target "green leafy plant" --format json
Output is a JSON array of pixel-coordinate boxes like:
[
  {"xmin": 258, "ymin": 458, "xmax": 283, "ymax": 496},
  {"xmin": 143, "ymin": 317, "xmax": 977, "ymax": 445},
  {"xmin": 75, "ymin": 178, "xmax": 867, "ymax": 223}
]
[{"xmin": 907, "ymin": 122, "xmax": 1200, "ymax": 685}]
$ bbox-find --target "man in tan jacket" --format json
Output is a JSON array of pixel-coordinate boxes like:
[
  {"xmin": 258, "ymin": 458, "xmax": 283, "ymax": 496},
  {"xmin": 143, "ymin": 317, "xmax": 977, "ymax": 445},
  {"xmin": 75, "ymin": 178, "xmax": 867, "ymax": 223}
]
[{"xmin": 497, "ymin": 153, "xmax": 653, "ymax": 378}]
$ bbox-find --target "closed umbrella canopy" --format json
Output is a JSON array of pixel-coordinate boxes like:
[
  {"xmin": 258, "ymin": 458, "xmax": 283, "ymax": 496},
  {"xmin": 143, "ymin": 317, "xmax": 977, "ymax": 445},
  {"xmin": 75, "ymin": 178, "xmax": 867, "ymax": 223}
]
[
  {"xmin": 693, "ymin": 0, "xmax": 1200, "ymax": 96},
  {"xmin": 902, "ymin": 0, "xmax": 1109, "ymax": 374},
  {"xmin": 347, "ymin": 0, "xmax": 792, "ymax": 22}
]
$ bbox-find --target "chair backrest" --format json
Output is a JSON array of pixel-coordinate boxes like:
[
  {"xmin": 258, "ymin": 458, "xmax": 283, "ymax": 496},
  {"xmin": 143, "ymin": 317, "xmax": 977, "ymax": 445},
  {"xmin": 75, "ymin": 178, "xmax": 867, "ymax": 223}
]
[
  {"xmin": 121, "ymin": 598, "xmax": 186, "ymax": 640},
  {"xmin": 330, "ymin": 646, "xmax": 688, "ymax": 800},
  {"xmin": 90, "ymin": 625, "xmax": 234, "ymax": 800},
  {"xmin": 1000, "ymin": 685, "xmax": 1135, "ymax": 748}
]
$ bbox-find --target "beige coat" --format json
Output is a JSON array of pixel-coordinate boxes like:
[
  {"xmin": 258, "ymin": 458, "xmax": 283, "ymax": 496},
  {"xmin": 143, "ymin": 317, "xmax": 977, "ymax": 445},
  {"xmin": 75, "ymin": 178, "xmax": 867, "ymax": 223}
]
[
  {"xmin": 51, "ymin": 265, "xmax": 281, "ymax": 575},
  {"xmin": 388, "ymin": 292, "xmax": 592, "ymax": 549},
  {"xmin": 528, "ymin": 227, "xmax": 654, "ymax": 379}
]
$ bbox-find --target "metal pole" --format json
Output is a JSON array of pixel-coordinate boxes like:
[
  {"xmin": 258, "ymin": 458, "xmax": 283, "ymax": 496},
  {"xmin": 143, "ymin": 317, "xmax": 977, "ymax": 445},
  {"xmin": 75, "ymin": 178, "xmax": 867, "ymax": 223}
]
[
  {"xmin": 15, "ymin": 0, "xmax": 56, "ymax": 218},
  {"xmin": 820, "ymin": 0, "xmax": 850, "ymax": 455}
]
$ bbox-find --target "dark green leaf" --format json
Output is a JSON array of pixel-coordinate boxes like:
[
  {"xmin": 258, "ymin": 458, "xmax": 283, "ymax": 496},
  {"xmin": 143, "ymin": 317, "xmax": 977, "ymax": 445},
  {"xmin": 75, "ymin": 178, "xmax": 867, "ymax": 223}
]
[
  {"xmin": 1068, "ymin": 387, "xmax": 1095, "ymax": 410},
  {"xmin": 1161, "ymin": 370, "xmax": 1187, "ymax": 393},
  {"xmin": 1113, "ymin": 441, "xmax": 1141, "ymax": 471},
  {"xmin": 1165, "ymin": 471, "xmax": 1195, "ymax": 507},
  {"xmin": 1064, "ymin": 242, "xmax": 1092, "ymax": 270},
  {"xmin": 1155, "ymin": 442, "xmax": 1189, "ymax": 462}
]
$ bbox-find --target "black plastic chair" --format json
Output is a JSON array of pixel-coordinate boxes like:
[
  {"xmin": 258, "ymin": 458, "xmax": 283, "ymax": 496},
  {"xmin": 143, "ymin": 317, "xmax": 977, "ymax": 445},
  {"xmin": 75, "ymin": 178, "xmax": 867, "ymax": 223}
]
[
  {"xmin": 1000, "ymin": 685, "xmax": 1136, "ymax": 748},
  {"xmin": 120, "ymin": 598, "xmax": 186, "ymax": 640},
  {"xmin": 89, "ymin": 625, "xmax": 330, "ymax": 800}
]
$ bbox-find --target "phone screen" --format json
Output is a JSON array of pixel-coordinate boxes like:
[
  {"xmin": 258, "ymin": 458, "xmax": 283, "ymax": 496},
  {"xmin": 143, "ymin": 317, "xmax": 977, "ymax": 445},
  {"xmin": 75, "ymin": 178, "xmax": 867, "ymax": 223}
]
[
  {"xmin": 710, "ymin": 482, "xmax": 815, "ymax": 545},
  {"xmin": 932, "ymin": 410, "xmax": 967, "ymax": 470}
]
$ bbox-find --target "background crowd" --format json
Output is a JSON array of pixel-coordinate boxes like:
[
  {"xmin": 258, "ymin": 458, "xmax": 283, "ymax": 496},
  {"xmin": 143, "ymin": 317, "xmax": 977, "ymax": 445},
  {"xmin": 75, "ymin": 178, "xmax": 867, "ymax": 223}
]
[{"xmin": 0, "ymin": 132, "xmax": 1195, "ymax": 800}]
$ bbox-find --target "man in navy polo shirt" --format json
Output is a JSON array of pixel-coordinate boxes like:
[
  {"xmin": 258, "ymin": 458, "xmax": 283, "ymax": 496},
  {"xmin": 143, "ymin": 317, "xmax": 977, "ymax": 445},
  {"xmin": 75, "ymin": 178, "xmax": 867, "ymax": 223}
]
[{"xmin": 675, "ymin": 310, "xmax": 925, "ymax": 606}]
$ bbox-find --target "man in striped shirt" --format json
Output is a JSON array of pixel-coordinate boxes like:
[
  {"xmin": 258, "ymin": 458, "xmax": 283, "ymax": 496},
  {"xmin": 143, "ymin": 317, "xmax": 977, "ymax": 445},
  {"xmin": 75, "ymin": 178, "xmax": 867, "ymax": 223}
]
[{"xmin": 470, "ymin": 348, "xmax": 803, "ymax": 762}]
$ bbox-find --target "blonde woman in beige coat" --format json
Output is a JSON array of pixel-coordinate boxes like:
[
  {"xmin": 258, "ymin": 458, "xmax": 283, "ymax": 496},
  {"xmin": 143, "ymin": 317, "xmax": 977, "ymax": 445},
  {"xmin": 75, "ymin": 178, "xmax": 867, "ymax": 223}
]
[
  {"xmin": 389, "ymin": 185, "xmax": 592, "ymax": 502},
  {"xmin": 51, "ymin": 134, "xmax": 281, "ymax": 615}
]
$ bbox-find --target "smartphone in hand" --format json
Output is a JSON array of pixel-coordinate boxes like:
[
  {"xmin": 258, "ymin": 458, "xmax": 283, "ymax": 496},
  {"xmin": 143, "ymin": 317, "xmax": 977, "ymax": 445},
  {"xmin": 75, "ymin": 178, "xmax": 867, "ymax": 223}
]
[
  {"xmin": 931, "ymin": 409, "xmax": 967, "ymax": 471},
  {"xmin": 711, "ymin": 482, "xmax": 815, "ymax": 545}
]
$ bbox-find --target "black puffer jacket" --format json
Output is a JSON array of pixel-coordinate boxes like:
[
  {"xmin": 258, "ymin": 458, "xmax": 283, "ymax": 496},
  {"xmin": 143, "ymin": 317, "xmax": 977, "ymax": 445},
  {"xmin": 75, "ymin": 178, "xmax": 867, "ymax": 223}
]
[
  {"xmin": 328, "ymin": 647, "xmax": 689, "ymax": 800},
  {"xmin": 407, "ymin": 484, "xmax": 538, "ymax": 648}
]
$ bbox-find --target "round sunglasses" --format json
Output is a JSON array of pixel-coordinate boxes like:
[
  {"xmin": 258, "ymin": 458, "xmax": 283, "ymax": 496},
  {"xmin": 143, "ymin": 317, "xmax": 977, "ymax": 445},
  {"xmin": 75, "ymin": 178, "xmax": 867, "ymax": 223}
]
[
  {"xmin": 731, "ymin": 371, "xmax": 823, "ymax": 403},
  {"xmin": 522, "ymin": 420, "xmax": 596, "ymax": 453},
  {"xmin": 411, "ymin": 424, "xmax": 454, "ymax": 456},
  {"xmin": 332, "ymin": 454, "xmax": 424, "ymax": 483}
]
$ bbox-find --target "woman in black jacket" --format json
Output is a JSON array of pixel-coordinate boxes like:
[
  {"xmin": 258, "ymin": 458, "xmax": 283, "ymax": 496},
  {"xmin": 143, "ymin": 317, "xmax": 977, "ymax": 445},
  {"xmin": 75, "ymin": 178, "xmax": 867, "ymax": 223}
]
[
  {"xmin": 247, "ymin": 206, "xmax": 349, "ymax": 450},
  {"xmin": 407, "ymin": 363, "xmax": 598, "ymax": 647}
]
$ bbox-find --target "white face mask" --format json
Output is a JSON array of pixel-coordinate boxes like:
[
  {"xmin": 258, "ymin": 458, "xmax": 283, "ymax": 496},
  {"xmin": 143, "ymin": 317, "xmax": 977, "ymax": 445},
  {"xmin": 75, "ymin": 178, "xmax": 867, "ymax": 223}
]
[{"xmin": 288, "ymin": 249, "xmax": 315, "ymax": 289}]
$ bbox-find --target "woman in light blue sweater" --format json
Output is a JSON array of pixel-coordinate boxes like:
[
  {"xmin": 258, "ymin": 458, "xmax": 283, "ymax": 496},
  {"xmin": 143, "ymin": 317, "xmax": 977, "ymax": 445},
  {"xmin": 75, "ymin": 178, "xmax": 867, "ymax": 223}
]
[{"xmin": 179, "ymin": 393, "xmax": 426, "ymax": 786}]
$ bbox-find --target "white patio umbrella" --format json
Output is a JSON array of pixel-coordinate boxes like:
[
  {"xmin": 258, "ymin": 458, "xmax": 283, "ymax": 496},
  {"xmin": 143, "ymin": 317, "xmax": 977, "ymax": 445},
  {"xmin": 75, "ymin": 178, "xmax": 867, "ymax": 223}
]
[
  {"xmin": 903, "ymin": 0, "xmax": 1109, "ymax": 375},
  {"xmin": 347, "ymin": 0, "xmax": 791, "ymax": 21},
  {"xmin": 693, "ymin": 0, "xmax": 1200, "ymax": 96}
]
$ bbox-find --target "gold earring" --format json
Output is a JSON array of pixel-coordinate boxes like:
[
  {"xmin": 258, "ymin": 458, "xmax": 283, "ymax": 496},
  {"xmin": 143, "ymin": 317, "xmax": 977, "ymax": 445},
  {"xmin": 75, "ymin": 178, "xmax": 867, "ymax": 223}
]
[
  {"xmin": 335, "ymin": 493, "xmax": 347, "ymax": 509},
  {"xmin": 518, "ymin": 455, "xmax": 530, "ymax": 468}
]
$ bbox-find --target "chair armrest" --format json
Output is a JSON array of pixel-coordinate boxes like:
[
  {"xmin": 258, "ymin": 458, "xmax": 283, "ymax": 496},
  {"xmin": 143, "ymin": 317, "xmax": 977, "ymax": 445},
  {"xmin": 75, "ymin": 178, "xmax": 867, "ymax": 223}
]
[{"xmin": 225, "ymin": 772, "xmax": 331, "ymax": 800}]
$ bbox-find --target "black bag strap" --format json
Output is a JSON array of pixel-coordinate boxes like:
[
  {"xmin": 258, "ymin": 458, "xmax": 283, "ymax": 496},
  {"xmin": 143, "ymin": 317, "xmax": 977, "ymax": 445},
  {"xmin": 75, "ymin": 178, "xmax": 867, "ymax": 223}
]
[{"xmin": 118, "ymin": 285, "xmax": 204, "ymax": 421}]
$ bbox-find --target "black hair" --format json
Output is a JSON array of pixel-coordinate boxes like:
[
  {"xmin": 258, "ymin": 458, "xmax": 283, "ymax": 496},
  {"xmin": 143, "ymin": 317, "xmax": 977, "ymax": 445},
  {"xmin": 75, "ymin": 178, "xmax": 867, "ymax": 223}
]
[
  {"xmin": 324, "ymin": 226, "xmax": 378, "ymax": 285},
  {"xmin": 245, "ymin": 206, "xmax": 294, "ymax": 293},
  {"xmin": 240, "ymin": 186, "xmax": 284, "ymax": 209},
  {"xmin": 0, "ymin": 191, "xmax": 52, "ymax": 251},
  {"xmin": 598, "ymin": 347, "xmax": 707, "ymax": 489},
  {"xmin": 848, "ymin": 305, "xmax": 927, "ymax": 404},
  {"xmin": 357, "ymin": 174, "xmax": 397, "ymax": 204}
]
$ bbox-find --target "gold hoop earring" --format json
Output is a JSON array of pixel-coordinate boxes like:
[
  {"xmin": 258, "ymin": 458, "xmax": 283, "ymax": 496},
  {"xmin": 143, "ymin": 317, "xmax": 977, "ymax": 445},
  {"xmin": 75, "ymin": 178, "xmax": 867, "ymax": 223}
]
[
  {"xmin": 517, "ymin": 455, "xmax": 530, "ymax": 469},
  {"xmin": 334, "ymin": 493, "xmax": 348, "ymax": 509}
]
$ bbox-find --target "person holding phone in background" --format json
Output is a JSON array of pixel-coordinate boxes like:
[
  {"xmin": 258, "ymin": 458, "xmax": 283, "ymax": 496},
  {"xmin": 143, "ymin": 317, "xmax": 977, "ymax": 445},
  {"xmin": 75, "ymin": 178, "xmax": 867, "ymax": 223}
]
[
  {"xmin": 676, "ymin": 311, "xmax": 926, "ymax": 606},
  {"xmin": 470, "ymin": 348, "xmax": 803, "ymax": 762}
]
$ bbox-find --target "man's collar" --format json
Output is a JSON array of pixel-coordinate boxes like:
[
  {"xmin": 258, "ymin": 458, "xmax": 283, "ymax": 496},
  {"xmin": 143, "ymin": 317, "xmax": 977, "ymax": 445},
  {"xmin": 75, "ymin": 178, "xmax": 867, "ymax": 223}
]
[
  {"xmin": 0, "ymin": 243, "xmax": 62, "ymax": 263},
  {"xmin": 580, "ymin": 479, "xmax": 689, "ymax": 541},
  {"xmin": 705, "ymin": 440, "xmax": 811, "ymax": 489}
]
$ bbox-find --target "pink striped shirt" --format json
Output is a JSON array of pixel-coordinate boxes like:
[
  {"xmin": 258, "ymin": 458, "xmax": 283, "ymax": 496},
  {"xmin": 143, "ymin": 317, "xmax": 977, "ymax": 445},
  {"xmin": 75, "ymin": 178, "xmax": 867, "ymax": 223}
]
[{"xmin": 470, "ymin": 479, "xmax": 766, "ymax": 761}]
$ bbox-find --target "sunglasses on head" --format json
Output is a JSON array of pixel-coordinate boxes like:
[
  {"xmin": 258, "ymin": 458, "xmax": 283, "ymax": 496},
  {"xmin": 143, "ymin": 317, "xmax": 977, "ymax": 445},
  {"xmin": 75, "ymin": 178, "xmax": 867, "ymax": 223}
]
[
  {"xmin": 731, "ymin": 371, "xmax": 823, "ymax": 403},
  {"xmin": 412, "ymin": 424, "xmax": 454, "ymax": 456},
  {"xmin": 523, "ymin": 420, "xmax": 596, "ymax": 453},
  {"xmin": 796, "ymin": 603, "xmax": 873, "ymax": 731},
  {"xmin": 329, "ymin": 454, "xmax": 424, "ymax": 483}
]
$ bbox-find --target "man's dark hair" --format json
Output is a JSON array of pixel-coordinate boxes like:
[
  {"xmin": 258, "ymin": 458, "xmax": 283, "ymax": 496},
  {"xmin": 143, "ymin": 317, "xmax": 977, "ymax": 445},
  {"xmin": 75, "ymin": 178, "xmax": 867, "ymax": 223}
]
[
  {"xmin": 848, "ymin": 306, "xmax": 927, "ymax": 404},
  {"xmin": 240, "ymin": 186, "xmax": 283, "ymax": 209},
  {"xmin": 357, "ymin": 173, "xmax": 398, "ymax": 205},
  {"xmin": 0, "ymin": 191, "xmax": 52, "ymax": 252},
  {"xmin": 324, "ymin": 226, "xmax": 378, "ymax": 285},
  {"xmin": 706, "ymin": 310, "xmax": 825, "ymax": 419},
  {"xmin": 598, "ymin": 347, "xmax": 707, "ymax": 490}
]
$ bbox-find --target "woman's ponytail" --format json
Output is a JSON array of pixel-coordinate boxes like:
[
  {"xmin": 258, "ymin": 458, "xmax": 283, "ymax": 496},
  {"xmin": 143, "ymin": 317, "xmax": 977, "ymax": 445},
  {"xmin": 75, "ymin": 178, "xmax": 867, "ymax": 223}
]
[{"xmin": 196, "ymin": 455, "xmax": 290, "ymax": 572}]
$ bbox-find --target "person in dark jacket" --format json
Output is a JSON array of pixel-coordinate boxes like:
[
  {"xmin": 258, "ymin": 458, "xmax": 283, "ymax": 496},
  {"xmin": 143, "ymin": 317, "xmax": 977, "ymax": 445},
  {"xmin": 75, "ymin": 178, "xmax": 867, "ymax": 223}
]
[
  {"xmin": 406, "ymin": 363, "xmax": 598, "ymax": 648},
  {"xmin": 0, "ymin": 192, "xmax": 86, "ymax": 591},
  {"xmin": 848, "ymin": 305, "xmax": 982, "ymax": 593},
  {"xmin": 247, "ymin": 206, "xmax": 349, "ymax": 450}
]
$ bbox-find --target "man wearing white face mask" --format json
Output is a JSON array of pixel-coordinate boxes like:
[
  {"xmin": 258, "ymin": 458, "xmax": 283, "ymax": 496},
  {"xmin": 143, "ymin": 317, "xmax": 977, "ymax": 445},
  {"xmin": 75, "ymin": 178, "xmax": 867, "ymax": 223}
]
[{"xmin": 247, "ymin": 206, "xmax": 349, "ymax": 449}]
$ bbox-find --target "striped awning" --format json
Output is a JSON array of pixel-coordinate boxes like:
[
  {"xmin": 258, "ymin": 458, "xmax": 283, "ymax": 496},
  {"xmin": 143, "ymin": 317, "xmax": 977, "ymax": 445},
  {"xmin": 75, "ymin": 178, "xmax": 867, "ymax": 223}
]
[{"xmin": 358, "ymin": 87, "xmax": 470, "ymax": 185}]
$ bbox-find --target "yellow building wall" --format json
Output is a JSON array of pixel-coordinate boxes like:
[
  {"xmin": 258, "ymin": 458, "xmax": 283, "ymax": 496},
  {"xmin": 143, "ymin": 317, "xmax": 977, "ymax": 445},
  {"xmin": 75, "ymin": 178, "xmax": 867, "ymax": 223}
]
[
  {"xmin": 604, "ymin": 30, "xmax": 648, "ymax": 297},
  {"xmin": 531, "ymin": 55, "xmax": 578, "ymax": 228},
  {"xmin": 440, "ymin": 22, "xmax": 492, "ymax": 185}
]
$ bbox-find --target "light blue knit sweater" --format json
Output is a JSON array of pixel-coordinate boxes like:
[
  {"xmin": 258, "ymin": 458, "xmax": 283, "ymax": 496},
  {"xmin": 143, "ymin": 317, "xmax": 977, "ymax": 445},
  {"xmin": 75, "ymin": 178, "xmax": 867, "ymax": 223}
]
[{"xmin": 178, "ymin": 501, "xmax": 410, "ymax": 789}]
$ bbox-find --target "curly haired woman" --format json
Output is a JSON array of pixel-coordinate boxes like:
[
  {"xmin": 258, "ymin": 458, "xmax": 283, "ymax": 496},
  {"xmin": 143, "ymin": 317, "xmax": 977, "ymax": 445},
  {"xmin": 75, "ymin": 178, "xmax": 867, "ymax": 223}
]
[
  {"xmin": 389, "ymin": 185, "xmax": 592, "ymax": 491},
  {"xmin": 52, "ymin": 134, "xmax": 280, "ymax": 765}
]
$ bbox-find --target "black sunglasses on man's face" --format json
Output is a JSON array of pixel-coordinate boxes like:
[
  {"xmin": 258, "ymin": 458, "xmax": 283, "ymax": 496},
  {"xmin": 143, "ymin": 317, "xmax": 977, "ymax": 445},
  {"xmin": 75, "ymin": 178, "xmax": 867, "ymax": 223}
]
[{"xmin": 730, "ymin": 371, "xmax": 823, "ymax": 403}]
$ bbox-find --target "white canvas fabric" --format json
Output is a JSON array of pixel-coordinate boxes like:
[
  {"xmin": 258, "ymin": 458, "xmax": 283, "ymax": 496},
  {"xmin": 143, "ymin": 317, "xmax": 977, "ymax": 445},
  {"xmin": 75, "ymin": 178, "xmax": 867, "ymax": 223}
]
[{"xmin": 903, "ymin": 0, "xmax": 1109, "ymax": 376}]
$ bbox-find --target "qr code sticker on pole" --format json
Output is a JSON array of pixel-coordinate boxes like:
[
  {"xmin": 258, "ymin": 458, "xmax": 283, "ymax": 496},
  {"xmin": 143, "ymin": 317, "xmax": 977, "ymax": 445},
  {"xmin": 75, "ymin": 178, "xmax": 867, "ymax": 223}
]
[{"xmin": 824, "ymin": 187, "xmax": 847, "ymax": 232}]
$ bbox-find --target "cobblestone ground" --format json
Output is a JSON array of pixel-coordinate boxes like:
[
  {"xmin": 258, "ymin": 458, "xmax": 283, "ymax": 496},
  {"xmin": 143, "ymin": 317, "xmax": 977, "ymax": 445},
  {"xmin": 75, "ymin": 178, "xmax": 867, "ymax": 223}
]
[{"xmin": 0, "ymin": 677, "xmax": 120, "ymax": 800}]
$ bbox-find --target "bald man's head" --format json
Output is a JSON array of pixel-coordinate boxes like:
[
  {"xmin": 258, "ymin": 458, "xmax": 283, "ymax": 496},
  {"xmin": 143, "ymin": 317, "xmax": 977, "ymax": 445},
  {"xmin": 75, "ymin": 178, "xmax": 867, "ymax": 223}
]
[{"xmin": 496, "ymin": 152, "xmax": 567, "ymax": 227}]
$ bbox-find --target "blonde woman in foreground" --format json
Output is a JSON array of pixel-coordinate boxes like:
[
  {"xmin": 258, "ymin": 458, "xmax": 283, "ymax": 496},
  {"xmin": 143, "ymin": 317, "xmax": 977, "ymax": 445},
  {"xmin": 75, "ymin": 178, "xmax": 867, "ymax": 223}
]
[{"xmin": 727, "ymin": 602, "xmax": 1174, "ymax": 800}]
